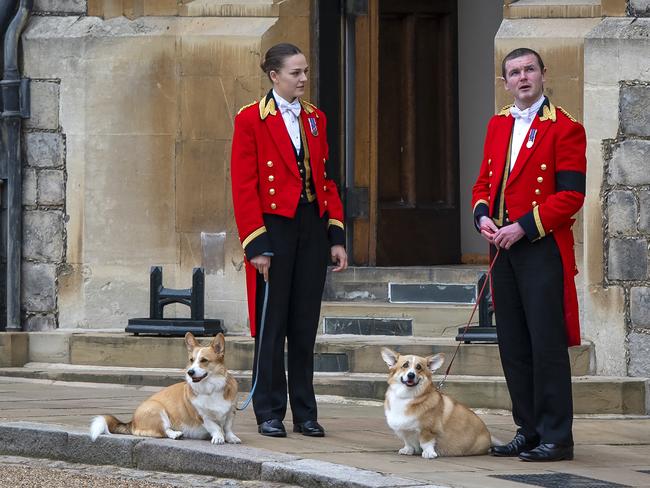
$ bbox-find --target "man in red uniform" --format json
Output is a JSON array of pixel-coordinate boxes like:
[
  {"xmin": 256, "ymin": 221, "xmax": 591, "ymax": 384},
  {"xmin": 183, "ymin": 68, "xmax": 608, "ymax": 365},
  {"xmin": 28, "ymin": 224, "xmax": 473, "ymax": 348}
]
[{"xmin": 472, "ymin": 48, "xmax": 586, "ymax": 462}]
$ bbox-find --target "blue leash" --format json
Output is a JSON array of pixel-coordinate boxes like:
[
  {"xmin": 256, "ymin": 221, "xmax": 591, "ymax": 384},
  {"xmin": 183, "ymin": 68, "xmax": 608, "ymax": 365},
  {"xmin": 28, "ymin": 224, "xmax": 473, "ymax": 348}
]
[{"xmin": 236, "ymin": 279, "xmax": 269, "ymax": 411}]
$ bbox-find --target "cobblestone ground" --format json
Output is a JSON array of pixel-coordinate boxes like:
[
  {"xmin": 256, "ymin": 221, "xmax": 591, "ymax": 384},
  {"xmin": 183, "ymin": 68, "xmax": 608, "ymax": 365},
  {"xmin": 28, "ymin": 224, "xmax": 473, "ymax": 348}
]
[{"xmin": 0, "ymin": 456, "xmax": 299, "ymax": 488}]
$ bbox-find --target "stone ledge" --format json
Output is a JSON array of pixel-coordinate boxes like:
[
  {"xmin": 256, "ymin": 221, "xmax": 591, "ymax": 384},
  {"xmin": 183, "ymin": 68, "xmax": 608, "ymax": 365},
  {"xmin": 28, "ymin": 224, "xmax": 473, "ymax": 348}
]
[{"xmin": 0, "ymin": 422, "xmax": 437, "ymax": 488}]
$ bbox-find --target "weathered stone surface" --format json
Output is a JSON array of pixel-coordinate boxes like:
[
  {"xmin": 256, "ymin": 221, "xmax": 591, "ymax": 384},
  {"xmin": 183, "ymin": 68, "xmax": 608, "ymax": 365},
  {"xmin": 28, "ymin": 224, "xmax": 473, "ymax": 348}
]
[
  {"xmin": 609, "ymin": 140, "xmax": 650, "ymax": 186},
  {"xmin": 608, "ymin": 238, "xmax": 648, "ymax": 280},
  {"xmin": 28, "ymin": 332, "xmax": 70, "ymax": 363},
  {"xmin": 25, "ymin": 81, "xmax": 60, "ymax": 130},
  {"xmin": 631, "ymin": 287, "xmax": 650, "ymax": 328},
  {"xmin": 38, "ymin": 169, "xmax": 65, "ymax": 206},
  {"xmin": 25, "ymin": 132, "xmax": 64, "ymax": 168},
  {"xmin": 34, "ymin": 0, "xmax": 86, "ymax": 14},
  {"xmin": 22, "ymin": 262, "xmax": 57, "ymax": 312},
  {"xmin": 66, "ymin": 432, "xmax": 139, "ymax": 467},
  {"xmin": 628, "ymin": 332, "xmax": 650, "ymax": 377},
  {"xmin": 24, "ymin": 314, "xmax": 57, "ymax": 332},
  {"xmin": 23, "ymin": 210, "xmax": 64, "ymax": 262},
  {"xmin": 620, "ymin": 84, "xmax": 650, "ymax": 137},
  {"xmin": 0, "ymin": 422, "xmax": 67, "ymax": 458},
  {"xmin": 22, "ymin": 168, "xmax": 37, "ymax": 206},
  {"xmin": 630, "ymin": 0, "xmax": 650, "ymax": 16},
  {"xmin": 640, "ymin": 190, "xmax": 650, "ymax": 233},
  {"xmin": 607, "ymin": 190, "xmax": 637, "ymax": 235}
]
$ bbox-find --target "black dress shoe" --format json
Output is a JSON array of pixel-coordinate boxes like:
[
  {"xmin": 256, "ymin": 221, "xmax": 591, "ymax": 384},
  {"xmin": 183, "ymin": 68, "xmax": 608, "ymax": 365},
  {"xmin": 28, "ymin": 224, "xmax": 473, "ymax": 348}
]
[
  {"xmin": 293, "ymin": 420, "xmax": 325, "ymax": 437},
  {"xmin": 519, "ymin": 443, "xmax": 573, "ymax": 462},
  {"xmin": 258, "ymin": 419, "xmax": 287, "ymax": 437},
  {"xmin": 490, "ymin": 433, "xmax": 539, "ymax": 457}
]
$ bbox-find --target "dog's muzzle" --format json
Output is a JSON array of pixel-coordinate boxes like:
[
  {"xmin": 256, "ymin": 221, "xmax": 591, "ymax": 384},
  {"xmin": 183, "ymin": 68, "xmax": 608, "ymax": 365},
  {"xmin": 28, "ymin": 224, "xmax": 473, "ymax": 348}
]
[
  {"xmin": 401, "ymin": 372, "xmax": 419, "ymax": 387},
  {"xmin": 187, "ymin": 369, "xmax": 207, "ymax": 383}
]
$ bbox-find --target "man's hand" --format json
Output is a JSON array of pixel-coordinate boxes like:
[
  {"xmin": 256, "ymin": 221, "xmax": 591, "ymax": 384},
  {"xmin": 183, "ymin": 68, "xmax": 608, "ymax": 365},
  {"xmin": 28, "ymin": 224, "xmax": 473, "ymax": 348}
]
[
  {"xmin": 479, "ymin": 216, "xmax": 498, "ymax": 245},
  {"xmin": 330, "ymin": 245, "xmax": 348, "ymax": 272},
  {"xmin": 250, "ymin": 255, "xmax": 271, "ymax": 282},
  {"xmin": 494, "ymin": 222, "xmax": 525, "ymax": 250}
]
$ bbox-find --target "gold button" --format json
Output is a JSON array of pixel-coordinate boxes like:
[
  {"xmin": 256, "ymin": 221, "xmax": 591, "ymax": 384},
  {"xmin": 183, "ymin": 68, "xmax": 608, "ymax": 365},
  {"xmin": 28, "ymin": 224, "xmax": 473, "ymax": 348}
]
[
  {"xmin": 488, "ymin": 196, "xmax": 491, "ymax": 200},
  {"xmin": 269, "ymin": 188, "xmax": 275, "ymax": 195},
  {"xmin": 537, "ymin": 176, "xmax": 543, "ymax": 183},
  {"xmin": 488, "ymin": 184, "xmax": 492, "ymax": 188},
  {"xmin": 505, "ymin": 209, "xmax": 509, "ymax": 214},
  {"xmin": 489, "ymin": 171, "xmax": 493, "ymax": 177},
  {"xmin": 488, "ymin": 158, "xmax": 492, "ymax": 165},
  {"xmin": 324, "ymin": 200, "xmax": 328, "ymax": 206},
  {"xmin": 270, "ymin": 203, "xmax": 277, "ymax": 210},
  {"xmin": 268, "ymin": 175, "xmax": 274, "ymax": 182},
  {"xmin": 323, "ymin": 158, "xmax": 326, "ymax": 163},
  {"xmin": 324, "ymin": 172, "xmax": 327, "ymax": 178},
  {"xmin": 267, "ymin": 161, "xmax": 274, "ymax": 168},
  {"xmin": 540, "ymin": 163, "xmax": 547, "ymax": 171},
  {"xmin": 323, "ymin": 185, "xmax": 327, "ymax": 191},
  {"xmin": 535, "ymin": 189, "xmax": 541, "ymax": 195},
  {"xmin": 532, "ymin": 201, "xmax": 537, "ymax": 206}
]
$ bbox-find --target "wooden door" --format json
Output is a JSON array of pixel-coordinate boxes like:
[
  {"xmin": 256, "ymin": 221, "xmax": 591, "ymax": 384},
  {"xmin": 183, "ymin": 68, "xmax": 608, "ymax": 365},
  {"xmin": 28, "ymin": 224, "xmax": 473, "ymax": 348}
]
[{"xmin": 375, "ymin": 0, "xmax": 459, "ymax": 265}]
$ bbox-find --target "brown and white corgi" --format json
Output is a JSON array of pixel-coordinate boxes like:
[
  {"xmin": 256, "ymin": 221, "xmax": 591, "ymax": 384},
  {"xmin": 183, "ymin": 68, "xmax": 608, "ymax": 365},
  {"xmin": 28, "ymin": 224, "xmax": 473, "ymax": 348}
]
[
  {"xmin": 381, "ymin": 348, "xmax": 492, "ymax": 458},
  {"xmin": 90, "ymin": 332, "xmax": 240, "ymax": 445}
]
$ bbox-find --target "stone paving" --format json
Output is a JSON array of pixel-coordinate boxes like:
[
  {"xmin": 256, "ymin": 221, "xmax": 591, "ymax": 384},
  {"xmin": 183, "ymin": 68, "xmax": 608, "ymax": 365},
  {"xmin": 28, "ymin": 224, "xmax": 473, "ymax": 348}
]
[{"xmin": 1, "ymin": 376, "xmax": 650, "ymax": 487}]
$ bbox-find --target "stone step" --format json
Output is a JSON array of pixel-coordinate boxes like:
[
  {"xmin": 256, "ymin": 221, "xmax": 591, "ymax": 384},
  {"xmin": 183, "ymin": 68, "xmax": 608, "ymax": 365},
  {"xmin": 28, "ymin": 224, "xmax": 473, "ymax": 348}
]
[
  {"xmin": 0, "ymin": 363, "xmax": 646, "ymax": 415},
  {"xmin": 319, "ymin": 302, "xmax": 482, "ymax": 337},
  {"xmin": 323, "ymin": 266, "xmax": 487, "ymax": 304},
  {"xmin": 27, "ymin": 331, "xmax": 593, "ymax": 376}
]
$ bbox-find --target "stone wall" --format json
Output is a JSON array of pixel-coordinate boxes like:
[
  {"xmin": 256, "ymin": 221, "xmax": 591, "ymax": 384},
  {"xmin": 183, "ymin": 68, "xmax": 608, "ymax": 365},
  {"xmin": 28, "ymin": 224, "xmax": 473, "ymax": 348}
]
[{"xmin": 584, "ymin": 17, "xmax": 650, "ymax": 376}]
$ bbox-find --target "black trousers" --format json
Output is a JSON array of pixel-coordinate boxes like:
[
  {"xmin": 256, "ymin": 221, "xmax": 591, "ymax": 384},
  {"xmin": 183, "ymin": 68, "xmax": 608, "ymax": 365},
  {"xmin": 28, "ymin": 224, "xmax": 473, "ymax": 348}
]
[
  {"xmin": 491, "ymin": 236, "xmax": 573, "ymax": 446},
  {"xmin": 252, "ymin": 203, "xmax": 329, "ymax": 425}
]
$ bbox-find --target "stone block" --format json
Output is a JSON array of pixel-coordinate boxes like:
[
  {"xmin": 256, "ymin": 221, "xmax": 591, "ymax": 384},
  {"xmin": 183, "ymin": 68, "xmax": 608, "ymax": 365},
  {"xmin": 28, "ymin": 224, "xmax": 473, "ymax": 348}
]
[
  {"xmin": 24, "ymin": 314, "xmax": 58, "ymax": 331},
  {"xmin": 23, "ymin": 210, "xmax": 64, "ymax": 262},
  {"xmin": 22, "ymin": 262, "xmax": 57, "ymax": 312},
  {"xmin": 28, "ymin": 332, "xmax": 70, "ymax": 363},
  {"xmin": 25, "ymin": 81, "xmax": 60, "ymax": 130},
  {"xmin": 261, "ymin": 459, "xmax": 420, "ymax": 488},
  {"xmin": 608, "ymin": 238, "xmax": 648, "ymax": 281},
  {"xmin": 25, "ymin": 132, "xmax": 64, "ymax": 168},
  {"xmin": 640, "ymin": 190, "xmax": 650, "ymax": 233},
  {"xmin": 607, "ymin": 190, "xmax": 637, "ymax": 235},
  {"xmin": 0, "ymin": 422, "xmax": 68, "ymax": 458},
  {"xmin": 134, "ymin": 439, "xmax": 296, "ymax": 480},
  {"xmin": 620, "ymin": 84, "xmax": 650, "ymax": 137},
  {"xmin": 629, "ymin": 332, "xmax": 650, "ymax": 377},
  {"xmin": 22, "ymin": 167, "xmax": 37, "ymax": 206},
  {"xmin": 609, "ymin": 140, "xmax": 650, "ymax": 186},
  {"xmin": 0, "ymin": 333, "xmax": 28, "ymax": 367},
  {"xmin": 66, "ymin": 432, "xmax": 139, "ymax": 467},
  {"xmin": 630, "ymin": 0, "xmax": 650, "ymax": 16},
  {"xmin": 631, "ymin": 287, "xmax": 650, "ymax": 328},
  {"xmin": 34, "ymin": 0, "xmax": 86, "ymax": 14},
  {"xmin": 38, "ymin": 169, "xmax": 66, "ymax": 206}
]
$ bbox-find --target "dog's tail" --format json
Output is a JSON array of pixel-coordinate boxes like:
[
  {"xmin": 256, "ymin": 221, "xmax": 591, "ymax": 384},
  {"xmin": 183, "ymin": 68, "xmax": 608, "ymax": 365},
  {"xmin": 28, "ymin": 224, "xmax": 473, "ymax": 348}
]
[
  {"xmin": 90, "ymin": 415, "xmax": 133, "ymax": 441},
  {"xmin": 490, "ymin": 435, "xmax": 504, "ymax": 447}
]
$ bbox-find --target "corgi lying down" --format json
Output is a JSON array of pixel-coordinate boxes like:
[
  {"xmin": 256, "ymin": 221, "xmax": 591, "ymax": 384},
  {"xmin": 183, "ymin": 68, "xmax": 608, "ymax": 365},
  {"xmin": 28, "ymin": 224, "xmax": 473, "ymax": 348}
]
[
  {"xmin": 90, "ymin": 332, "xmax": 240, "ymax": 445},
  {"xmin": 381, "ymin": 348, "xmax": 492, "ymax": 458}
]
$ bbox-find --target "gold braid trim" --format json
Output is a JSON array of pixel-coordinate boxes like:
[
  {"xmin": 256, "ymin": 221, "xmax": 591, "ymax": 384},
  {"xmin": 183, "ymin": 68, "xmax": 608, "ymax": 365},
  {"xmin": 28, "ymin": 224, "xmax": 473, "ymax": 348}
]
[
  {"xmin": 328, "ymin": 219, "xmax": 344, "ymax": 230},
  {"xmin": 258, "ymin": 97, "xmax": 277, "ymax": 120},
  {"xmin": 533, "ymin": 206, "xmax": 546, "ymax": 239},
  {"xmin": 473, "ymin": 199, "xmax": 489, "ymax": 212},
  {"xmin": 237, "ymin": 101, "xmax": 257, "ymax": 115},
  {"xmin": 558, "ymin": 106, "xmax": 577, "ymax": 122},
  {"xmin": 497, "ymin": 104, "xmax": 513, "ymax": 116},
  {"xmin": 242, "ymin": 226, "xmax": 267, "ymax": 250}
]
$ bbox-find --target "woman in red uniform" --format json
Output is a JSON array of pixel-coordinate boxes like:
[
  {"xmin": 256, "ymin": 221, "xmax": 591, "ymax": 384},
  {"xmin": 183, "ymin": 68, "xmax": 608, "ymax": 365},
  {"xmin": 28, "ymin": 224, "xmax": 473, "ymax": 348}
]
[{"xmin": 231, "ymin": 43, "xmax": 347, "ymax": 438}]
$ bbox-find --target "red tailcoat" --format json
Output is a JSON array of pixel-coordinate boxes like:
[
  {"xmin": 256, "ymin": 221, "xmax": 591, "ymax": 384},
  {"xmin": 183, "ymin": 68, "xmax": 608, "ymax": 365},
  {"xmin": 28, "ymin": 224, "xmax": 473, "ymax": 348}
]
[
  {"xmin": 231, "ymin": 93, "xmax": 345, "ymax": 335},
  {"xmin": 471, "ymin": 99, "xmax": 586, "ymax": 346}
]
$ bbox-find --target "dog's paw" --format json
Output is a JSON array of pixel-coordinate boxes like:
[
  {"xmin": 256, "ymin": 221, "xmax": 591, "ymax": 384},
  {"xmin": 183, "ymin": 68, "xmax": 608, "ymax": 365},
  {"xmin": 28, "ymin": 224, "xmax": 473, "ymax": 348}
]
[
  {"xmin": 211, "ymin": 434, "xmax": 225, "ymax": 445},
  {"xmin": 421, "ymin": 448, "xmax": 438, "ymax": 459},
  {"xmin": 226, "ymin": 433, "xmax": 241, "ymax": 444},
  {"xmin": 165, "ymin": 429, "xmax": 183, "ymax": 440},
  {"xmin": 398, "ymin": 446, "xmax": 416, "ymax": 455}
]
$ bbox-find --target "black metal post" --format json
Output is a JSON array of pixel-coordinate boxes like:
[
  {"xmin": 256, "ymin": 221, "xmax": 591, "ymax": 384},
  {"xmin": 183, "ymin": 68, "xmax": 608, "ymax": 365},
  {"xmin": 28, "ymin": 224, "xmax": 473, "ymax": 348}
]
[
  {"xmin": 191, "ymin": 268, "xmax": 204, "ymax": 320},
  {"xmin": 1, "ymin": 0, "xmax": 31, "ymax": 331}
]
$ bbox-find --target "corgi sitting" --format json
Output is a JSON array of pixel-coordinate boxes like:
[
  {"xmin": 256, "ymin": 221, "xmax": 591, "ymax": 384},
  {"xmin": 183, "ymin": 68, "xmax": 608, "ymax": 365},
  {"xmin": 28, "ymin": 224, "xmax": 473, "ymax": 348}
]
[
  {"xmin": 90, "ymin": 332, "xmax": 240, "ymax": 445},
  {"xmin": 381, "ymin": 348, "xmax": 491, "ymax": 459}
]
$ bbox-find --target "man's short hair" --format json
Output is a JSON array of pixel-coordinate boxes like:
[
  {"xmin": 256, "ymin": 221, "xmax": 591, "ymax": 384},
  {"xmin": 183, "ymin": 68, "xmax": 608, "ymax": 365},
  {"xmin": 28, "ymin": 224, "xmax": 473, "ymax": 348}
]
[{"xmin": 501, "ymin": 48, "xmax": 545, "ymax": 78}]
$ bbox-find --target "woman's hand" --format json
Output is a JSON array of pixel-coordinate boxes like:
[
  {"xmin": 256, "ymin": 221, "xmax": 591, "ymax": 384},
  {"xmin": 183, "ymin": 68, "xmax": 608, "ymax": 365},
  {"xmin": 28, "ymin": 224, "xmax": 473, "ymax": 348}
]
[
  {"xmin": 330, "ymin": 245, "xmax": 348, "ymax": 272},
  {"xmin": 250, "ymin": 255, "xmax": 271, "ymax": 282}
]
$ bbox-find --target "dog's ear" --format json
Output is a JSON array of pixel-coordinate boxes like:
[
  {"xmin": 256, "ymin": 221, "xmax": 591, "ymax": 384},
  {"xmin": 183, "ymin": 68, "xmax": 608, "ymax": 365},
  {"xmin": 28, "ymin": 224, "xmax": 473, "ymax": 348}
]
[
  {"xmin": 381, "ymin": 348, "xmax": 398, "ymax": 368},
  {"xmin": 211, "ymin": 333, "xmax": 225, "ymax": 355},
  {"xmin": 427, "ymin": 353, "xmax": 445, "ymax": 373},
  {"xmin": 185, "ymin": 332, "xmax": 199, "ymax": 352}
]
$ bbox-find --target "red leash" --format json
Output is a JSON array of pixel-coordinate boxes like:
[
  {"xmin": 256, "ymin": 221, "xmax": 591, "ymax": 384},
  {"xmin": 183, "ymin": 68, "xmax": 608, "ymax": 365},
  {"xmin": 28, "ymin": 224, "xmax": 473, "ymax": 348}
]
[{"xmin": 437, "ymin": 248, "xmax": 501, "ymax": 390}]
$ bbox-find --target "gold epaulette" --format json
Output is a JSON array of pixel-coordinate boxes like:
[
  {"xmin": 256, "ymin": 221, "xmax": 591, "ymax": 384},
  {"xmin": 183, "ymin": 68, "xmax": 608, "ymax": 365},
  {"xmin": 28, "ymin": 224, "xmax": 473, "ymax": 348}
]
[
  {"xmin": 237, "ymin": 101, "xmax": 257, "ymax": 115},
  {"xmin": 557, "ymin": 106, "xmax": 577, "ymax": 123},
  {"xmin": 497, "ymin": 104, "xmax": 513, "ymax": 116},
  {"xmin": 300, "ymin": 99, "xmax": 319, "ymax": 117}
]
